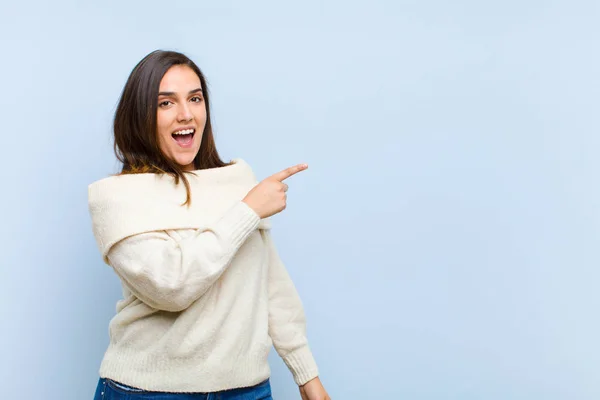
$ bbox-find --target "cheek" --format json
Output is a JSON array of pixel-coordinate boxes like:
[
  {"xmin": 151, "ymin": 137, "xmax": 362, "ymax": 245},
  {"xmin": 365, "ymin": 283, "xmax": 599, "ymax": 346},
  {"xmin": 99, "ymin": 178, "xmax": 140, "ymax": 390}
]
[
  {"xmin": 156, "ymin": 113, "xmax": 173, "ymax": 139},
  {"xmin": 195, "ymin": 105, "xmax": 207, "ymax": 121}
]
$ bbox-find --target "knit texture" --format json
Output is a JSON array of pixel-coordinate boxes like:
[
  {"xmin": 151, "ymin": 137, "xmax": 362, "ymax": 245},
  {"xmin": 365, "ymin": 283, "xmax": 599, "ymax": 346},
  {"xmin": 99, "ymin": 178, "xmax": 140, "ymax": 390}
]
[{"xmin": 88, "ymin": 159, "xmax": 318, "ymax": 392}]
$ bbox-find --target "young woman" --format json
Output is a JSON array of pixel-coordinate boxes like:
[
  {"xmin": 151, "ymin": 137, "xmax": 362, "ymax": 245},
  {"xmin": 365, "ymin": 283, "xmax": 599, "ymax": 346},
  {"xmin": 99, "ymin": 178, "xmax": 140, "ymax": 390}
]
[{"xmin": 88, "ymin": 50, "xmax": 330, "ymax": 400}]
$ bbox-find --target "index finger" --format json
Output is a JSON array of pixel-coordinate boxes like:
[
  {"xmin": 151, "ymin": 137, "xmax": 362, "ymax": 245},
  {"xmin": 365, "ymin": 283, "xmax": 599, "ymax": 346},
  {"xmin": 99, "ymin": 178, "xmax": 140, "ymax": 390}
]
[{"xmin": 270, "ymin": 163, "xmax": 308, "ymax": 182}]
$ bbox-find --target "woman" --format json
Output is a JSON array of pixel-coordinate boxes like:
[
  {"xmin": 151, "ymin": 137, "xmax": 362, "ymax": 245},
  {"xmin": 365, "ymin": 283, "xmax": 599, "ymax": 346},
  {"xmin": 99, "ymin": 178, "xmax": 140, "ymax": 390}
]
[{"xmin": 88, "ymin": 50, "xmax": 330, "ymax": 400}]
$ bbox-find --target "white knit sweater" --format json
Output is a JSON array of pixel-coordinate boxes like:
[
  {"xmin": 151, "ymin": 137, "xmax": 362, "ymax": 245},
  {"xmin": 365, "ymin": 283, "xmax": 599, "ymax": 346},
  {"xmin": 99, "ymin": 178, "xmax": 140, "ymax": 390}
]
[{"xmin": 88, "ymin": 158, "xmax": 318, "ymax": 393}]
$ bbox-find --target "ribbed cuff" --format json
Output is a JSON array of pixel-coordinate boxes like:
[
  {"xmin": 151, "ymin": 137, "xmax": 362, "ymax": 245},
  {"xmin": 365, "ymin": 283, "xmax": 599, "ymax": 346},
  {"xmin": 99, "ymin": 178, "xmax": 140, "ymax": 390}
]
[
  {"xmin": 281, "ymin": 345, "xmax": 319, "ymax": 386},
  {"xmin": 216, "ymin": 201, "xmax": 261, "ymax": 249}
]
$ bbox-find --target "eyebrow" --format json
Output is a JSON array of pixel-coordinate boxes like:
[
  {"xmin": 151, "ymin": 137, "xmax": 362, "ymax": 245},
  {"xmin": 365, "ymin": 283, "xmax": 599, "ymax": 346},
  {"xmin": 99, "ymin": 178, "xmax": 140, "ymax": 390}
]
[{"xmin": 158, "ymin": 88, "xmax": 203, "ymax": 97}]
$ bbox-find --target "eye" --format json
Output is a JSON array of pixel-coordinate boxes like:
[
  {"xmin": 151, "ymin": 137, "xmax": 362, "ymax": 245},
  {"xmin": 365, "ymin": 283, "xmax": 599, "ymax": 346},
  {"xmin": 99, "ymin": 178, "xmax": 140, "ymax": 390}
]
[
  {"xmin": 158, "ymin": 100, "xmax": 172, "ymax": 107},
  {"xmin": 190, "ymin": 96, "xmax": 203, "ymax": 103}
]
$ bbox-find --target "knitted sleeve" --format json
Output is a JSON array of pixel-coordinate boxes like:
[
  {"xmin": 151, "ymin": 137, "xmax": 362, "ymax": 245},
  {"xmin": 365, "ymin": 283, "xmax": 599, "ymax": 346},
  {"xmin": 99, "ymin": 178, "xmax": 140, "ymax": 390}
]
[
  {"xmin": 106, "ymin": 201, "xmax": 260, "ymax": 312},
  {"xmin": 261, "ymin": 230, "xmax": 320, "ymax": 386}
]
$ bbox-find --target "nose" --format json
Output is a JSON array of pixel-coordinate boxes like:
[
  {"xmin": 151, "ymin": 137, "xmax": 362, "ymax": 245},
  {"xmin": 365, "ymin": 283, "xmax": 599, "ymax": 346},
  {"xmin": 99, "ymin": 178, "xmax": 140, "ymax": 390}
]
[{"xmin": 177, "ymin": 103, "xmax": 193, "ymax": 122}]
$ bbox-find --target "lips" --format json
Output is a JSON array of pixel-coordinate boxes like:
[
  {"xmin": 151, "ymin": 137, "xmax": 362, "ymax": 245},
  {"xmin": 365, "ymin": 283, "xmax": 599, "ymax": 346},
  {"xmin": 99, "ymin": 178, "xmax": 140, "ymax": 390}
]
[{"xmin": 171, "ymin": 128, "xmax": 195, "ymax": 148}]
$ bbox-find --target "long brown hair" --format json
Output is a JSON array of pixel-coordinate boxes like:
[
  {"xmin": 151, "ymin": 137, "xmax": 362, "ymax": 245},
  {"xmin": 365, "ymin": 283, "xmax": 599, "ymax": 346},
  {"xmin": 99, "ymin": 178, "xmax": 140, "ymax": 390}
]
[{"xmin": 113, "ymin": 50, "xmax": 231, "ymax": 206}]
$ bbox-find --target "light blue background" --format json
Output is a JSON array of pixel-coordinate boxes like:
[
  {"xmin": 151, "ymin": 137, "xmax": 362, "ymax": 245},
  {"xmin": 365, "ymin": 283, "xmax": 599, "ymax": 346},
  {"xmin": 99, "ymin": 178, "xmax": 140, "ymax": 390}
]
[{"xmin": 1, "ymin": 1, "xmax": 598, "ymax": 399}]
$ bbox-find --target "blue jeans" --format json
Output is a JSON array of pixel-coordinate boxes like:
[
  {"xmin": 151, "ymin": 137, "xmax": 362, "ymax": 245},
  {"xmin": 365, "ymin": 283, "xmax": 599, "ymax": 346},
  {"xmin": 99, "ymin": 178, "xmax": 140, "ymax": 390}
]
[{"xmin": 93, "ymin": 377, "xmax": 273, "ymax": 400}]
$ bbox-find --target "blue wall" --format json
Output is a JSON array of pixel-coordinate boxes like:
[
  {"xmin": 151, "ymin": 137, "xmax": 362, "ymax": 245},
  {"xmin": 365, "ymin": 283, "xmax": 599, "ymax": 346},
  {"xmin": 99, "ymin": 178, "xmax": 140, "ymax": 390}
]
[{"xmin": 1, "ymin": 1, "xmax": 598, "ymax": 398}]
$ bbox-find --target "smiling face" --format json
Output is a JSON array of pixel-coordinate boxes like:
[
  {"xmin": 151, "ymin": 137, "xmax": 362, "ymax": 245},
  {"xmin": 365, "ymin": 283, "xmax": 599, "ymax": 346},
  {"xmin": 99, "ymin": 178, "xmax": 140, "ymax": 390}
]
[{"xmin": 156, "ymin": 65, "xmax": 207, "ymax": 171}]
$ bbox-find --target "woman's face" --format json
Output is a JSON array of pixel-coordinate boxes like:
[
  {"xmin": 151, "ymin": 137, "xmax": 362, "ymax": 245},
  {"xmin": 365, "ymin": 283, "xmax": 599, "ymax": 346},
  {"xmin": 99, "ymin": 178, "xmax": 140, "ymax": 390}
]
[{"xmin": 156, "ymin": 65, "xmax": 206, "ymax": 171}]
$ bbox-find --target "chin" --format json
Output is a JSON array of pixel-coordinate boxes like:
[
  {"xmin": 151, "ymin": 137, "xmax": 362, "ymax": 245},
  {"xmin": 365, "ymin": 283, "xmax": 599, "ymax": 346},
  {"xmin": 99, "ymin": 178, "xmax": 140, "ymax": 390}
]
[{"xmin": 173, "ymin": 155, "xmax": 197, "ymax": 170}]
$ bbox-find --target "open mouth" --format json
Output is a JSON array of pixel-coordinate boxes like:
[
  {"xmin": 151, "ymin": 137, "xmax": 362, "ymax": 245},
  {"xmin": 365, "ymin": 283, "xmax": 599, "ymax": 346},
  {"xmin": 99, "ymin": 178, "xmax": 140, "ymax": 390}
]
[{"xmin": 171, "ymin": 128, "xmax": 195, "ymax": 147}]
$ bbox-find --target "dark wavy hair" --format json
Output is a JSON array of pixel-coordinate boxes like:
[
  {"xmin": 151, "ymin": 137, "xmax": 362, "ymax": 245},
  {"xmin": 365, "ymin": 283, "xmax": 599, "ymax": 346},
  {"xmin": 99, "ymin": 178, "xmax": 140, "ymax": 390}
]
[{"xmin": 113, "ymin": 50, "xmax": 231, "ymax": 206}]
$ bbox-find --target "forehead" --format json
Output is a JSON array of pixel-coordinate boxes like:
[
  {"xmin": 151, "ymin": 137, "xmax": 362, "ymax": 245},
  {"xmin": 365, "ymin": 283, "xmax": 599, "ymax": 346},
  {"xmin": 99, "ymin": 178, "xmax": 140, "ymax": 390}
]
[{"xmin": 159, "ymin": 65, "xmax": 201, "ymax": 91}]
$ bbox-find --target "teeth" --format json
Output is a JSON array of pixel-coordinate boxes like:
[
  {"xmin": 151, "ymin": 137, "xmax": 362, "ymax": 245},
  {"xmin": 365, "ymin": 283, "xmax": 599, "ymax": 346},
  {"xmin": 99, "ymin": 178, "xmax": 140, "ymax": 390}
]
[{"xmin": 173, "ymin": 129, "xmax": 194, "ymax": 135}]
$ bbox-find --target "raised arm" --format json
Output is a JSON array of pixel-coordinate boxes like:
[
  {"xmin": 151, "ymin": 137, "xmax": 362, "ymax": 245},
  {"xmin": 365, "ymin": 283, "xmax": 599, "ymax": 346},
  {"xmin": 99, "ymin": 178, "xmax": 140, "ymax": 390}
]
[{"xmin": 107, "ymin": 201, "xmax": 260, "ymax": 312}]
